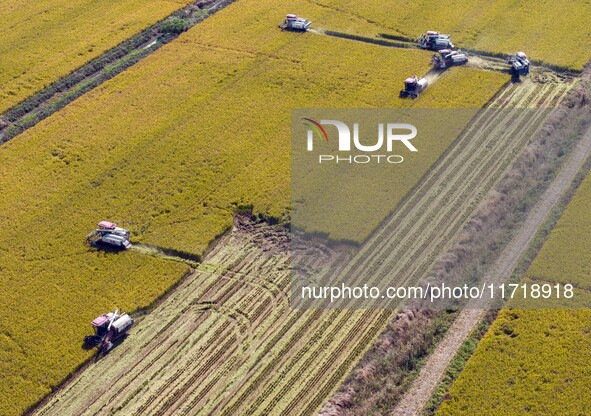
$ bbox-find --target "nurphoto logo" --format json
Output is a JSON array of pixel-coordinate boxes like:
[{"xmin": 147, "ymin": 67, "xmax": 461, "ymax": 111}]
[{"xmin": 302, "ymin": 118, "xmax": 418, "ymax": 164}]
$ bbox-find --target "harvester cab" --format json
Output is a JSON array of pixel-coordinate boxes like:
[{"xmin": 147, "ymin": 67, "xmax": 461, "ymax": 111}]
[
  {"xmin": 507, "ymin": 51, "xmax": 530, "ymax": 77},
  {"xmin": 432, "ymin": 49, "xmax": 468, "ymax": 68},
  {"xmin": 86, "ymin": 220, "xmax": 131, "ymax": 250},
  {"xmin": 400, "ymin": 75, "xmax": 428, "ymax": 99},
  {"xmin": 418, "ymin": 31, "xmax": 454, "ymax": 50},
  {"xmin": 84, "ymin": 308, "xmax": 135, "ymax": 353},
  {"xmin": 278, "ymin": 14, "xmax": 312, "ymax": 31}
]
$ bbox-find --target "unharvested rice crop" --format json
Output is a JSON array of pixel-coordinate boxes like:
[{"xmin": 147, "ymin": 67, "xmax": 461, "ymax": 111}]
[
  {"xmin": 0, "ymin": 0, "xmax": 507, "ymax": 413},
  {"xmin": 526, "ymin": 172, "xmax": 591, "ymax": 290},
  {"xmin": 309, "ymin": 0, "xmax": 591, "ymax": 70},
  {"xmin": 0, "ymin": 255, "xmax": 188, "ymax": 416},
  {"xmin": 437, "ymin": 309, "xmax": 591, "ymax": 416},
  {"xmin": 0, "ymin": 0, "xmax": 192, "ymax": 113}
]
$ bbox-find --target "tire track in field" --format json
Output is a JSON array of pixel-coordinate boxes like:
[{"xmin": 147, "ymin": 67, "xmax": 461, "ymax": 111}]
[{"xmin": 30, "ymin": 79, "xmax": 571, "ymax": 416}]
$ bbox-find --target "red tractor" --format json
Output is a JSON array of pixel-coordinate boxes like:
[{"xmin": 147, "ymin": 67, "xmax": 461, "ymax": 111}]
[{"xmin": 84, "ymin": 309, "xmax": 135, "ymax": 354}]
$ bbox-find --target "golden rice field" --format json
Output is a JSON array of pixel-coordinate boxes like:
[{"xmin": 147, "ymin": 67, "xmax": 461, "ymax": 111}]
[
  {"xmin": 0, "ymin": 0, "xmax": 508, "ymax": 414},
  {"xmin": 310, "ymin": 0, "xmax": 591, "ymax": 70},
  {"xmin": 0, "ymin": 0, "xmax": 192, "ymax": 113},
  {"xmin": 437, "ymin": 171, "xmax": 591, "ymax": 415},
  {"xmin": 0, "ymin": 255, "xmax": 189, "ymax": 416},
  {"xmin": 526, "ymin": 171, "xmax": 591, "ymax": 290},
  {"xmin": 437, "ymin": 309, "xmax": 591, "ymax": 416}
]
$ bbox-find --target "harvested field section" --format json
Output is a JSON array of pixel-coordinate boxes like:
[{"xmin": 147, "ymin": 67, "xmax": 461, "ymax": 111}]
[
  {"xmin": 0, "ymin": 0, "xmax": 192, "ymax": 113},
  {"xmin": 321, "ymin": 81, "xmax": 571, "ymax": 304},
  {"xmin": 32, "ymin": 218, "xmax": 356, "ymax": 416}
]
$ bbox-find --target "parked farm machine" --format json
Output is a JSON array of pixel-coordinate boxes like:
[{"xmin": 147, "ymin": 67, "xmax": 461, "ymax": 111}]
[
  {"xmin": 400, "ymin": 75, "xmax": 428, "ymax": 99},
  {"xmin": 84, "ymin": 309, "xmax": 135, "ymax": 354},
  {"xmin": 507, "ymin": 51, "xmax": 530, "ymax": 78},
  {"xmin": 278, "ymin": 14, "xmax": 312, "ymax": 31},
  {"xmin": 418, "ymin": 31, "xmax": 454, "ymax": 50},
  {"xmin": 431, "ymin": 49, "xmax": 468, "ymax": 68},
  {"xmin": 86, "ymin": 220, "xmax": 131, "ymax": 250}
]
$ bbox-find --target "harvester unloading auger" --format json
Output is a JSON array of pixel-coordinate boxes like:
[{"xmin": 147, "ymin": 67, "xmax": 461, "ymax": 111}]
[
  {"xmin": 278, "ymin": 14, "xmax": 312, "ymax": 31},
  {"xmin": 84, "ymin": 308, "xmax": 135, "ymax": 354}
]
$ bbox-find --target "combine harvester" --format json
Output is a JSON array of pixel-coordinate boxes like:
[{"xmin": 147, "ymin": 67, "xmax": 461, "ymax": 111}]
[
  {"xmin": 84, "ymin": 309, "xmax": 135, "ymax": 354},
  {"xmin": 400, "ymin": 75, "xmax": 428, "ymax": 99},
  {"xmin": 431, "ymin": 49, "xmax": 468, "ymax": 68},
  {"xmin": 86, "ymin": 220, "xmax": 131, "ymax": 250},
  {"xmin": 278, "ymin": 14, "xmax": 312, "ymax": 31},
  {"xmin": 507, "ymin": 51, "xmax": 530, "ymax": 78},
  {"xmin": 418, "ymin": 31, "xmax": 454, "ymax": 50}
]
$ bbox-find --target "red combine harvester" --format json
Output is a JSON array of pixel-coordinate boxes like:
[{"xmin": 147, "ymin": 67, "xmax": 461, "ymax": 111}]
[
  {"xmin": 400, "ymin": 75, "xmax": 428, "ymax": 99},
  {"xmin": 86, "ymin": 220, "xmax": 131, "ymax": 250},
  {"xmin": 84, "ymin": 309, "xmax": 135, "ymax": 354},
  {"xmin": 278, "ymin": 14, "xmax": 312, "ymax": 31},
  {"xmin": 431, "ymin": 49, "xmax": 468, "ymax": 68},
  {"xmin": 418, "ymin": 31, "xmax": 454, "ymax": 50}
]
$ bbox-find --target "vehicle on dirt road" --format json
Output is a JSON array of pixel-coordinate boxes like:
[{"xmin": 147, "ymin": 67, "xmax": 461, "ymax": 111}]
[
  {"xmin": 400, "ymin": 75, "xmax": 428, "ymax": 99},
  {"xmin": 278, "ymin": 14, "xmax": 311, "ymax": 31},
  {"xmin": 86, "ymin": 220, "xmax": 131, "ymax": 250},
  {"xmin": 84, "ymin": 309, "xmax": 135, "ymax": 354},
  {"xmin": 432, "ymin": 49, "xmax": 468, "ymax": 68},
  {"xmin": 418, "ymin": 31, "xmax": 454, "ymax": 50},
  {"xmin": 507, "ymin": 51, "xmax": 530, "ymax": 77}
]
